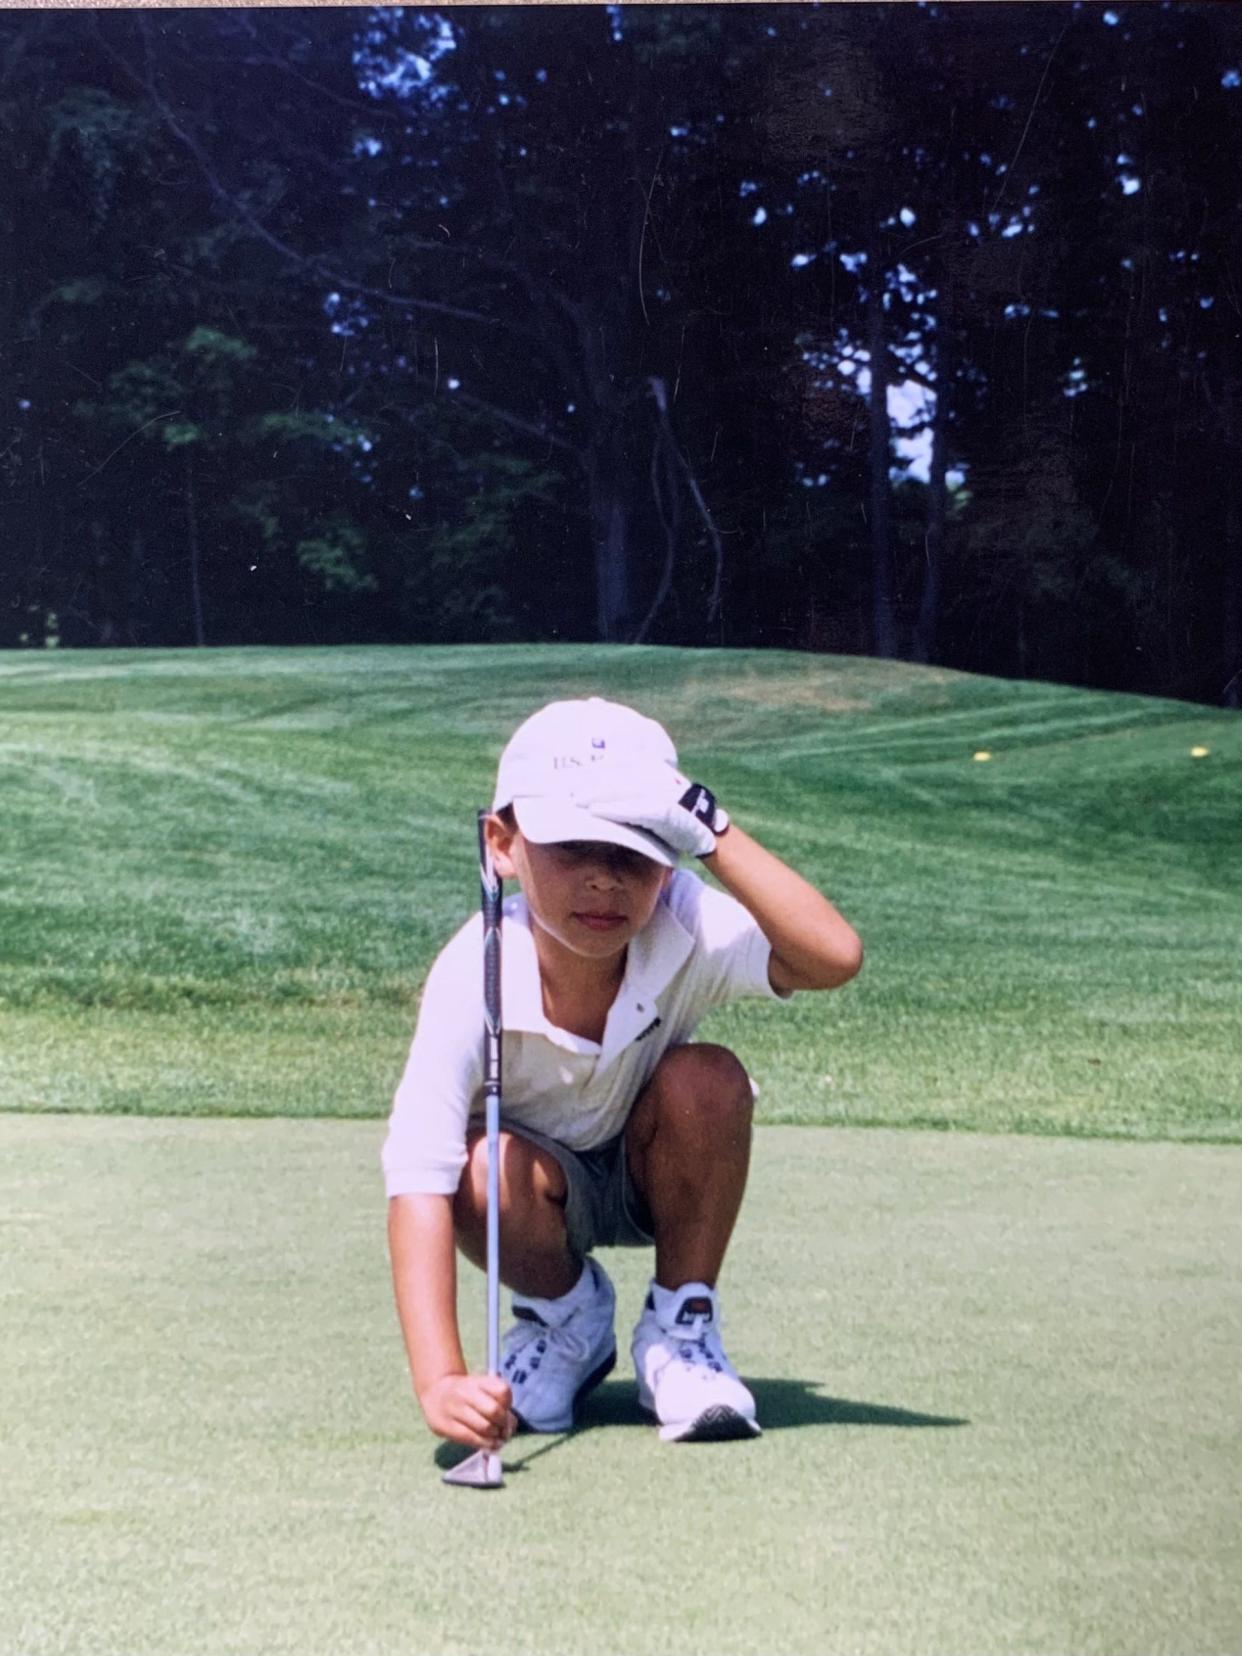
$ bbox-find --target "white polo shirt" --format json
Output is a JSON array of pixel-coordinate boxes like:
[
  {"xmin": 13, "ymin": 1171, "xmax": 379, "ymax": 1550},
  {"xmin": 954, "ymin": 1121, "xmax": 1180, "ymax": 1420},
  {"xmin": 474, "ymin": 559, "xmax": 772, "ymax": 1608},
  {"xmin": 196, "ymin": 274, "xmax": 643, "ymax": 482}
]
[{"xmin": 382, "ymin": 868, "xmax": 791, "ymax": 1198}]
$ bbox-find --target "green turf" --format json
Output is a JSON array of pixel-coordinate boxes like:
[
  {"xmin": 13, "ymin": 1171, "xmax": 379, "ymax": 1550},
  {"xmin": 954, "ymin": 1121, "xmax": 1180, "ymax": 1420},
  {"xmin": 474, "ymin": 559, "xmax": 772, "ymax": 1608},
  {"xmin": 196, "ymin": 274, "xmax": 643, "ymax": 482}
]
[
  {"xmin": 3, "ymin": 1114, "xmax": 1240, "ymax": 1656},
  {"xmin": 2, "ymin": 645, "xmax": 1239, "ymax": 1140}
]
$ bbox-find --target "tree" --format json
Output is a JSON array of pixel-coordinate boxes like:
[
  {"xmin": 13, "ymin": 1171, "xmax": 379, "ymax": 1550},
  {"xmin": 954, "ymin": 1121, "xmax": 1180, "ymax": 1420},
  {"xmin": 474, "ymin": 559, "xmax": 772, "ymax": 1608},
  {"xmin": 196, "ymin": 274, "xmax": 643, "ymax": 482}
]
[{"xmin": 3, "ymin": 3, "xmax": 1240, "ymax": 703}]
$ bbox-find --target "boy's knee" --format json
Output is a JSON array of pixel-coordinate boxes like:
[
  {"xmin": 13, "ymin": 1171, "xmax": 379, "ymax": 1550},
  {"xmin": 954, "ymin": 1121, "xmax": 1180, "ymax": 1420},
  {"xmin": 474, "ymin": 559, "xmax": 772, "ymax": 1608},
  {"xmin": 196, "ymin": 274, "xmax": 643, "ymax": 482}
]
[
  {"xmin": 647, "ymin": 1043, "xmax": 754, "ymax": 1134},
  {"xmin": 453, "ymin": 1131, "xmax": 566, "ymax": 1230}
]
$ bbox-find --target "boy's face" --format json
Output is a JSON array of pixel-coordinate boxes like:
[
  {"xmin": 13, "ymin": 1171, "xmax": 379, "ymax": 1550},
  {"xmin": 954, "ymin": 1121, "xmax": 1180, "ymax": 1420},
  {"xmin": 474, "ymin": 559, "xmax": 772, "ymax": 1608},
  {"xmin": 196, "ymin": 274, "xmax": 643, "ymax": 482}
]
[{"xmin": 487, "ymin": 816, "xmax": 671, "ymax": 963}]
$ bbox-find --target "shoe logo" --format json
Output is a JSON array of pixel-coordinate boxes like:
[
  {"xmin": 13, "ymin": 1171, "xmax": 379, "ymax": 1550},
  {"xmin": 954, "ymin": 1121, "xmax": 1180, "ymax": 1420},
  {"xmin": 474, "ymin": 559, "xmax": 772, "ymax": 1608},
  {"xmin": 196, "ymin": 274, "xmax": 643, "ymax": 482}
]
[
  {"xmin": 675, "ymin": 1297, "xmax": 713, "ymax": 1325},
  {"xmin": 633, "ymin": 1016, "xmax": 662, "ymax": 1043}
]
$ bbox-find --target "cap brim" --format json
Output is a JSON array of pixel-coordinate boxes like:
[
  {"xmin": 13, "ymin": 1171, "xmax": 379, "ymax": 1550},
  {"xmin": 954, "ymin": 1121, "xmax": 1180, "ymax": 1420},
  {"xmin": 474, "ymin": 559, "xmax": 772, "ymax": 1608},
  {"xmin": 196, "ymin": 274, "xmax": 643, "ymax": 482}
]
[{"xmin": 512, "ymin": 799, "xmax": 679, "ymax": 867}]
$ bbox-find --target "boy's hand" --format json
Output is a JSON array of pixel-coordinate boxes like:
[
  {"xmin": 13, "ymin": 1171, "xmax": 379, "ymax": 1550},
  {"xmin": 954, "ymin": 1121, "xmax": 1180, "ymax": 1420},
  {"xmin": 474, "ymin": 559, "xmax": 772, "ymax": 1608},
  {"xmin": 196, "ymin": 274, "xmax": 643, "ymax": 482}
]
[
  {"xmin": 422, "ymin": 1373, "xmax": 517, "ymax": 1451},
  {"xmin": 592, "ymin": 767, "xmax": 727, "ymax": 859}
]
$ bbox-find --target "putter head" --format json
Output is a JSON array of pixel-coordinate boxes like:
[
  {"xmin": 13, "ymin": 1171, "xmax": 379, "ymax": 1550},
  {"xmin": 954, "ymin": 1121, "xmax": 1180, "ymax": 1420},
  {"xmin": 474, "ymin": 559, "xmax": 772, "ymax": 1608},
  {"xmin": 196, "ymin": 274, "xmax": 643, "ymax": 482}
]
[{"xmin": 441, "ymin": 1449, "xmax": 504, "ymax": 1490}]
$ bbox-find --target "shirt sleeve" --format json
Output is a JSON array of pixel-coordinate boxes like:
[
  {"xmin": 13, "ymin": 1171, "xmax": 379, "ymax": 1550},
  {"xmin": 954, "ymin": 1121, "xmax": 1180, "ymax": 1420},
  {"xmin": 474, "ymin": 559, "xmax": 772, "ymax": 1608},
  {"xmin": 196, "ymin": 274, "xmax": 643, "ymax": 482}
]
[
  {"xmin": 671, "ymin": 870, "xmax": 795, "ymax": 1009},
  {"xmin": 381, "ymin": 921, "xmax": 484, "ymax": 1198}
]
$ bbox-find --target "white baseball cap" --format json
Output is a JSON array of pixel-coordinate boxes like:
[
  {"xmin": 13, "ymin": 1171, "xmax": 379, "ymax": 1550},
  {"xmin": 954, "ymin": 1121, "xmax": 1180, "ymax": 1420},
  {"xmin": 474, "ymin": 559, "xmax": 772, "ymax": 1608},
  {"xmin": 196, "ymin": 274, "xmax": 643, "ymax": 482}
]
[{"xmin": 493, "ymin": 696, "xmax": 682, "ymax": 866}]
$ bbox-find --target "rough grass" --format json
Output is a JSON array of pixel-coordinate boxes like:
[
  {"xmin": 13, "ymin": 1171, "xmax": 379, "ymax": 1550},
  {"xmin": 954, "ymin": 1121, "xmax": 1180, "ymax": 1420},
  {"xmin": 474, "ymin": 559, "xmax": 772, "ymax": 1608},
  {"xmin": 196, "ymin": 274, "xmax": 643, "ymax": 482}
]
[{"xmin": 2, "ymin": 644, "xmax": 1240, "ymax": 1140}]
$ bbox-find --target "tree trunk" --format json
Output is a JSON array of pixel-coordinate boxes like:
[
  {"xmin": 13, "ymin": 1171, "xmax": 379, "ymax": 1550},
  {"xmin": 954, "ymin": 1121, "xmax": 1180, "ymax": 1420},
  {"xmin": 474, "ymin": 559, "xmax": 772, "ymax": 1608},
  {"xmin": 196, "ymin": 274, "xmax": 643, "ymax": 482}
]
[
  {"xmin": 913, "ymin": 304, "xmax": 952, "ymax": 665},
  {"xmin": 1223, "ymin": 380, "xmax": 1241, "ymax": 709},
  {"xmin": 586, "ymin": 438, "xmax": 632, "ymax": 642},
  {"xmin": 1225, "ymin": 537, "xmax": 1240, "ymax": 709},
  {"xmin": 128, "ymin": 524, "xmax": 145, "ymax": 646},
  {"xmin": 185, "ymin": 448, "xmax": 206, "ymax": 648},
  {"xmin": 866, "ymin": 274, "xmax": 898, "ymax": 658},
  {"xmin": 631, "ymin": 381, "xmax": 681, "ymax": 646},
  {"xmin": 90, "ymin": 518, "xmax": 116, "ymax": 646}
]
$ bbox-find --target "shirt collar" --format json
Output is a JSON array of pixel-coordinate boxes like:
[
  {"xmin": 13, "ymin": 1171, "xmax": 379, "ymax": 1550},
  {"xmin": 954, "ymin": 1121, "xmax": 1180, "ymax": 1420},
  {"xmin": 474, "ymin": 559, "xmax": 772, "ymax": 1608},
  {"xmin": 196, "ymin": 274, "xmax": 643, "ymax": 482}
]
[{"xmin": 499, "ymin": 887, "xmax": 694, "ymax": 1063}]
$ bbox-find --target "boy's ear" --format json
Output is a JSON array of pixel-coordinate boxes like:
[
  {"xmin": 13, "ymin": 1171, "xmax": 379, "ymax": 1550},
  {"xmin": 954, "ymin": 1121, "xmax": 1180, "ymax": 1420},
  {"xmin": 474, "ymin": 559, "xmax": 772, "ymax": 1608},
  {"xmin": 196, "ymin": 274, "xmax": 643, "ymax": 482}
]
[{"xmin": 483, "ymin": 810, "xmax": 519, "ymax": 881}]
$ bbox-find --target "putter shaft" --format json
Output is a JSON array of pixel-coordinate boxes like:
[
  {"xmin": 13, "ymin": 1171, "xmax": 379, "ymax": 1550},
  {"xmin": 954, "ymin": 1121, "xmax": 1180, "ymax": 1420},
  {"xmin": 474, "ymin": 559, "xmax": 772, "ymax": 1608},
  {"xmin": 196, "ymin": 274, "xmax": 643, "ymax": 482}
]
[{"xmin": 444, "ymin": 813, "xmax": 505, "ymax": 1491}]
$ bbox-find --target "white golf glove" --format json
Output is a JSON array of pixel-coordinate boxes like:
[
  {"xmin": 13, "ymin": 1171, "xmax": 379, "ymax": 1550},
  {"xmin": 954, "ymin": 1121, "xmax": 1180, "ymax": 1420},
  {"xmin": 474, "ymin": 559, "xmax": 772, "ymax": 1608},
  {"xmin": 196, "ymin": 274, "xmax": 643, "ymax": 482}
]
[{"xmin": 591, "ymin": 767, "xmax": 729, "ymax": 859}]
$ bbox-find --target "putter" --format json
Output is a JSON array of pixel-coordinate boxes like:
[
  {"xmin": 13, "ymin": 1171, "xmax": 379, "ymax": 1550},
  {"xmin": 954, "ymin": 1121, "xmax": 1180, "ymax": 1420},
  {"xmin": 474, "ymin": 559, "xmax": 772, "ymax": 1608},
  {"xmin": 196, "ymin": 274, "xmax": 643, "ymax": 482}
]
[{"xmin": 442, "ymin": 810, "xmax": 505, "ymax": 1490}]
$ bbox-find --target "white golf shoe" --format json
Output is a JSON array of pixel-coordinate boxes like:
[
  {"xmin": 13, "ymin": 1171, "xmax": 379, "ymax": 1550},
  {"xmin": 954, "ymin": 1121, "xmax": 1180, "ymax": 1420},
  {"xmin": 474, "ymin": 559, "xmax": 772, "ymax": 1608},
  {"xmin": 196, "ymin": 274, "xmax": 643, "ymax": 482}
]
[
  {"xmin": 502, "ymin": 1258, "xmax": 617, "ymax": 1432},
  {"xmin": 631, "ymin": 1280, "xmax": 761, "ymax": 1443}
]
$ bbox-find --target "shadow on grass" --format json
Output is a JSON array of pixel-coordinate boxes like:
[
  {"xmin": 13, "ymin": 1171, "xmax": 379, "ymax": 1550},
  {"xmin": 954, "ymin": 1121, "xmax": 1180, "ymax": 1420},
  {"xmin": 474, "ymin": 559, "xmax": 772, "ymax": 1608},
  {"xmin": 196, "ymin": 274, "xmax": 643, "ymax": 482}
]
[
  {"xmin": 748, "ymin": 1380, "xmax": 969, "ymax": 1430},
  {"xmin": 435, "ymin": 1378, "xmax": 967, "ymax": 1477},
  {"xmin": 580, "ymin": 1377, "xmax": 968, "ymax": 1432}
]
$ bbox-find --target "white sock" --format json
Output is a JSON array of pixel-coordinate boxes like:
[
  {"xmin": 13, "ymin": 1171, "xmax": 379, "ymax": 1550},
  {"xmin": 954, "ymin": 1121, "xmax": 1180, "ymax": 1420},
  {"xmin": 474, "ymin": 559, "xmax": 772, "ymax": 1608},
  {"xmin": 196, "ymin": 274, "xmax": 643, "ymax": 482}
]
[
  {"xmin": 646, "ymin": 1278, "xmax": 717, "ymax": 1329},
  {"xmin": 513, "ymin": 1259, "xmax": 596, "ymax": 1325}
]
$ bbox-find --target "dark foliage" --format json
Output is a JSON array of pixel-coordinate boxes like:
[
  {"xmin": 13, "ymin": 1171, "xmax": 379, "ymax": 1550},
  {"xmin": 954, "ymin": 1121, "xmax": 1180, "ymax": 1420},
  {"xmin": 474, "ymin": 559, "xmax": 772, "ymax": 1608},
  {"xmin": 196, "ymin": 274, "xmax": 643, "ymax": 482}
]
[{"xmin": 1, "ymin": 4, "xmax": 1238, "ymax": 704}]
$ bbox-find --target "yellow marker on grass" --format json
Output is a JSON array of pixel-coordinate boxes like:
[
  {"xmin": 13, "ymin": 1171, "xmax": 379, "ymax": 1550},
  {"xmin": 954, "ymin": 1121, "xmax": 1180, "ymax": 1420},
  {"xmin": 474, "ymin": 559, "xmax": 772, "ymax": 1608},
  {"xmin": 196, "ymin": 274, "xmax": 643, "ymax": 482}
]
[
  {"xmin": 1190, "ymin": 746, "xmax": 1209, "ymax": 759},
  {"xmin": 973, "ymin": 750, "xmax": 993, "ymax": 762}
]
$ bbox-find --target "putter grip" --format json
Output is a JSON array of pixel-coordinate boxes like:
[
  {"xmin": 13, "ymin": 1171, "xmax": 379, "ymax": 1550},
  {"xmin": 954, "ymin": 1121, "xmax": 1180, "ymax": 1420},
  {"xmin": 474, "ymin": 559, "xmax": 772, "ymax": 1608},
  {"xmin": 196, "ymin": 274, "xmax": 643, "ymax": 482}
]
[
  {"xmin": 478, "ymin": 814, "xmax": 503, "ymax": 1058},
  {"xmin": 482, "ymin": 925, "xmax": 501, "ymax": 1043}
]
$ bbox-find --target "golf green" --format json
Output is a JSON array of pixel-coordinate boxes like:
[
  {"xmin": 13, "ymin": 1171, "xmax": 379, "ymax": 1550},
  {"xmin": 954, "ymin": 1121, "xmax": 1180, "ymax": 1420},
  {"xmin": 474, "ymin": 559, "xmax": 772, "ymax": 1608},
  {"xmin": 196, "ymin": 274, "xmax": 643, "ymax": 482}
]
[{"xmin": 3, "ymin": 1114, "xmax": 1239, "ymax": 1656}]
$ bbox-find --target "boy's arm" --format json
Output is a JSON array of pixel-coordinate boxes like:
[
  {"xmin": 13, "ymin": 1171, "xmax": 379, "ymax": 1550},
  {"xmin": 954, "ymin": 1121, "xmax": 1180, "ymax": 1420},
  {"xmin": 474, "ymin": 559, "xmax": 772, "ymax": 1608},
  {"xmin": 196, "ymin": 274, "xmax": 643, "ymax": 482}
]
[
  {"xmin": 387, "ymin": 1192, "xmax": 515, "ymax": 1451},
  {"xmin": 591, "ymin": 772, "xmax": 863, "ymax": 995},
  {"xmin": 701, "ymin": 823, "xmax": 863, "ymax": 994}
]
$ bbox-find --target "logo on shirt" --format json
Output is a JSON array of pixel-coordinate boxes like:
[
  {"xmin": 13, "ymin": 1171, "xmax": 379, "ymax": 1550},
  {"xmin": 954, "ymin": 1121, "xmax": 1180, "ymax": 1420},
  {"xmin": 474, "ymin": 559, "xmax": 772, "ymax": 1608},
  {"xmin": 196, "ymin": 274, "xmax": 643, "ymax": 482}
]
[{"xmin": 633, "ymin": 1016, "xmax": 663, "ymax": 1043}]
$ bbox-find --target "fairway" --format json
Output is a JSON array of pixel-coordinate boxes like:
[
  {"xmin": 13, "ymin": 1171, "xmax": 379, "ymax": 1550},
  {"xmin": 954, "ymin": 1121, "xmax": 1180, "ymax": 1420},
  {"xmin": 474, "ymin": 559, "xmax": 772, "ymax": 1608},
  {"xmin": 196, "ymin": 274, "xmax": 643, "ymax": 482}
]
[
  {"xmin": 2, "ymin": 1114, "xmax": 1240, "ymax": 1656},
  {"xmin": 2, "ymin": 645, "xmax": 1240, "ymax": 1141}
]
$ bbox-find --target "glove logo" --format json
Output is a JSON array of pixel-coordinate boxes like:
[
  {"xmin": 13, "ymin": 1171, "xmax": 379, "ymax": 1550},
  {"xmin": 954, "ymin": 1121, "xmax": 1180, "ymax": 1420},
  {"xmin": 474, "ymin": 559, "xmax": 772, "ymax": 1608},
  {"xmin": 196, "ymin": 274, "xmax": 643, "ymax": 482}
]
[{"xmin": 679, "ymin": 783, "xmax": 718, "ymax": 825}]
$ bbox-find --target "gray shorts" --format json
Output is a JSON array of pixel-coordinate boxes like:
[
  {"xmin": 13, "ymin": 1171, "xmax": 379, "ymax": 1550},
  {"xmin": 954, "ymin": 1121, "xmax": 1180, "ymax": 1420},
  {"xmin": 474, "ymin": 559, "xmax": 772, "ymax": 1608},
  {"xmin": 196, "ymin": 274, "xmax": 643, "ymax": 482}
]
[{"xmin": 499, "ymin": 1114, "xmax": 655, "ymax": 1257}]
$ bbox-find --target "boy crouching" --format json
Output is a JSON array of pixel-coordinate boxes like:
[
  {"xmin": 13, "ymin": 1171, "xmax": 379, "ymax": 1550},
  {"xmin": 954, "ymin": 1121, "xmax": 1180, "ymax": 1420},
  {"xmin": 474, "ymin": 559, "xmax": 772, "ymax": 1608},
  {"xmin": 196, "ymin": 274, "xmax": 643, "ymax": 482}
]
[{"xmin": 383, "ymin": 697, "xmax": 862, "ymax": 1451}]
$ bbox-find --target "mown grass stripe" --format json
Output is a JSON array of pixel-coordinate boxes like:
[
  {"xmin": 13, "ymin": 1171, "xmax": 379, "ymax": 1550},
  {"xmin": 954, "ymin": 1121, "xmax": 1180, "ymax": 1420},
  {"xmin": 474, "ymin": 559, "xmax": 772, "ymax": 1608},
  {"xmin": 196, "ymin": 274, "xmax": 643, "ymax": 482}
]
[{"xmin": 1, "ymin": 645, "xmax": 1238, "ymax": 1141}]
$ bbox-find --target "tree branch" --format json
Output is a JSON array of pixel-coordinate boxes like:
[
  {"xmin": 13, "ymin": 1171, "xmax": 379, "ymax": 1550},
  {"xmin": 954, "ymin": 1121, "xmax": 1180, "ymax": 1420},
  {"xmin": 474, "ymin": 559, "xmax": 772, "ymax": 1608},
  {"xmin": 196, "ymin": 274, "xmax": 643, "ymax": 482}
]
[
  {"xmin": 447, "ymin": 388, "xmax": 583, "ymax": 462},
  {"xmin": 96, "ymin": 19, "xmax": 501, "ymax": 329}
]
